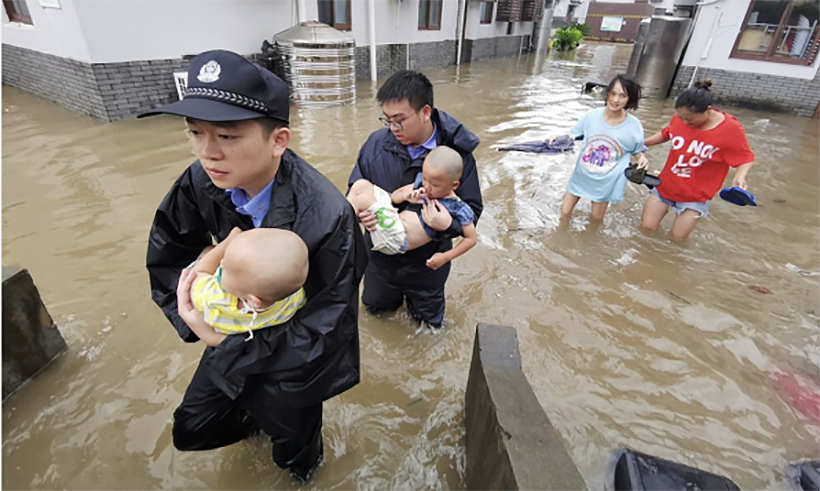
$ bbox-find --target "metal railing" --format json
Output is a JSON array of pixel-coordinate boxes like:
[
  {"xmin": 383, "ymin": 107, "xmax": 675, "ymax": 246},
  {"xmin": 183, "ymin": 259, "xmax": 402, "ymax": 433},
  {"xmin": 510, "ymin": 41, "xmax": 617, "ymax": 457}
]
[{"xmin": 744, "ymin": 21, "xmax": 818, "ymax": 59}]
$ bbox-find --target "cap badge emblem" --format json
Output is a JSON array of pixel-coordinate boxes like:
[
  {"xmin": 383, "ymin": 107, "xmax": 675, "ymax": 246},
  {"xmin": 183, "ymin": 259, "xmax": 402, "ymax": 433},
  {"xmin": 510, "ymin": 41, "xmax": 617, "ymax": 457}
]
[{"xmin": 197, "ymin": 60, "xmax": 221, "ymax": 83}]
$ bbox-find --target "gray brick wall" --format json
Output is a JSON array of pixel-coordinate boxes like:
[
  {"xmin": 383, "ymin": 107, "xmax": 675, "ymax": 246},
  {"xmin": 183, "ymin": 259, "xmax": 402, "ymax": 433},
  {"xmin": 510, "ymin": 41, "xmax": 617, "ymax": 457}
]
[
  {"xmin": 672, "ymin": 64, "xmax": 820, "ymax": 117},
  {"xmin": 409, "ymin": 40, "xmax": 457, "ymax": 71},
  {"xmin": 463, "ymin": 35, "xmax": 529, "ymax": 63},
  {"xmin": 5, "ymin": 36, "xmax": 540, "ymax": 121},
  {"xmin": 2, "ymin": 44, "xmax": 108, "ymax": 120},
  {"xmin": 93, "ymin": 59, "xmax": 188, "ymax": 121},
  {"xmin": 2, "ymin": 44, "xmax": 190, "ymax": 121},
  {"xmin": 356, "ymin": 39, "xmax": 501, "ymax": 80},
  {"xmin": 355, "ymin": 44, "xmax": 409, "ymax": 80}
]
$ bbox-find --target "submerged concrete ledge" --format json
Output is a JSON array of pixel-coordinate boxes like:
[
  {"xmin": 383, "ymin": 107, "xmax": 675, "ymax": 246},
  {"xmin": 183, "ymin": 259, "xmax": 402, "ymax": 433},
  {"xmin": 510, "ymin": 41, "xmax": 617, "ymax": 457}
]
[
  {"xmin": 465, "ymin": 323, "xmax": 586, "ymax": 490},
  {"xmin": 2, "ymin": 266, "xmax": 67, "ymax": 400}
]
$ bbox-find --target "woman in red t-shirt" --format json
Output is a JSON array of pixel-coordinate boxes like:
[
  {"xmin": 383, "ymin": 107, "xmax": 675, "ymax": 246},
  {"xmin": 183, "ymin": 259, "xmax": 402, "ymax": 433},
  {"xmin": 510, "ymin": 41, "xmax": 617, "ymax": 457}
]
[{"xmin": 640, "ymin": 80, "xmax": 755, "ymax": 240}]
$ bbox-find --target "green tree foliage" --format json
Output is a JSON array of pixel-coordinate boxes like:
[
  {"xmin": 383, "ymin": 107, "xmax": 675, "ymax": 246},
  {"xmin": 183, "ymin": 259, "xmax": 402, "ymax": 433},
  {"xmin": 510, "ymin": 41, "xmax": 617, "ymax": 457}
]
[{"xmin": 553, "ymin": 26, "xmax": 584, "ymax": 51}]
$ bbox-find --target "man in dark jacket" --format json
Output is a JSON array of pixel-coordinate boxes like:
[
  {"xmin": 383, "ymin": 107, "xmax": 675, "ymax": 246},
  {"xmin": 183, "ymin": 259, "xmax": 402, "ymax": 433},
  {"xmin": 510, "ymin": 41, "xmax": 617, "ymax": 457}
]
[
  {"xmin": 141, "ymin": 50, "xmax": 366, "ymax": 482},
  {"xmin": 348, "ymin": 70, "xmax": 482, "ymax": 329}
]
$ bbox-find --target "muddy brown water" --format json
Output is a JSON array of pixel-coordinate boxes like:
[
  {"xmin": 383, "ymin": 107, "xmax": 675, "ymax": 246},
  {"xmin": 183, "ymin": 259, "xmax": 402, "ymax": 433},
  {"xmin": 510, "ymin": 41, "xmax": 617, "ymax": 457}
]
[{"xmin": 3, "ymin": 44, "xmax": 819, "ymax": 490}]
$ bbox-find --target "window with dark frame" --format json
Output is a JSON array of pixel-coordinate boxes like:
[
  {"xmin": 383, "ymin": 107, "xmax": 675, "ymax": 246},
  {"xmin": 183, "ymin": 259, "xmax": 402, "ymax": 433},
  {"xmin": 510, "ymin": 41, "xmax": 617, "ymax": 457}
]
[
  {"xmin": 480, "ymin": 2, "xmax": 494, "ymax": 24},
  {"xmin": 521, "ymin": 0, "xmax": 544, "ymax": 22},
  {"xmin": 317, "ymin": 0, "xmax": 352, "ymax": 31},
  {"xmin": 496, "ymin": 0, "xmax": 523, "ymax": 22},
  {"xmin": 730, "ymin": 0, "xmax": 820, "ymax": 65},
  {"xmin": 418, "ymin": 0, "xmax": 443, "ymax": 30},
  {"xmin": 3, "ymin": 0, "xmax": 32, "ymax": 24},
  {"xmin": 495, "ymin": 0, "xmax": 543, "ymax": 22}
]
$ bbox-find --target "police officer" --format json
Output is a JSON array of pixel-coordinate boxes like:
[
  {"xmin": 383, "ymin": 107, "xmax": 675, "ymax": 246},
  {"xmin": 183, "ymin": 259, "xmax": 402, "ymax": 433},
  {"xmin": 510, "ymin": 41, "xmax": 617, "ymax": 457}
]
[{"xmin": 142, "ymin": 50, "xmax": 366, "ymax": 482}]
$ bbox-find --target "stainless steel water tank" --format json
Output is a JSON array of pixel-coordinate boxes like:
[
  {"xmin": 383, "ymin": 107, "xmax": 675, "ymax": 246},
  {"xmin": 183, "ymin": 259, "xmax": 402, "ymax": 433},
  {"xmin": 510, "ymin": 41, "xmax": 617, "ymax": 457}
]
[
  {"xmin": 632, "ymin": 16, "xmax": 691, "ymax": 98},
  {"xmin": 273, "ymin": 21, "xmax": 356, "ymax": 107},
  {"xmin": 626, "ymin": 18, "xmax": 651, "ymax": 78}
]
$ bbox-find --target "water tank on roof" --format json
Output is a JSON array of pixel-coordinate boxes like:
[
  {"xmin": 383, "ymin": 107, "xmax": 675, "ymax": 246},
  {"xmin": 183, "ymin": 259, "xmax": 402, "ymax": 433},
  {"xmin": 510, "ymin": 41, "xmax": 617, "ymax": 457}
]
[{"xmin": 272, "ymin": 21, "xmax": 356, "ymax": 107}]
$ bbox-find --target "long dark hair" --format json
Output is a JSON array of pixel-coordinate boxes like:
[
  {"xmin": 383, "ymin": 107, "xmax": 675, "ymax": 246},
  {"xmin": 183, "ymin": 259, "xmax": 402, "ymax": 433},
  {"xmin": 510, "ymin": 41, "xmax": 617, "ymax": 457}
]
[
  {"xmin": 675, "ymin": 80, "xmax": 714, "ymax": 113},
  {"xmin": 606, "ymin": 74, "xmax": 641, "ymax": 110}
]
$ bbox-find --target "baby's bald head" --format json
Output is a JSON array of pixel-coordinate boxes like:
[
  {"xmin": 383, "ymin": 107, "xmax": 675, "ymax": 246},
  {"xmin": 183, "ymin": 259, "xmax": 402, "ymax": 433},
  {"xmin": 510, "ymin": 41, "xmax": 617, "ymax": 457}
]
[
  {"xmin": 221, "ymin": 228, "xmax": 309, "ymax": 304},
  {"xmin": 423, "ymin": 146, "xmax": 463, "ymax": 181}
]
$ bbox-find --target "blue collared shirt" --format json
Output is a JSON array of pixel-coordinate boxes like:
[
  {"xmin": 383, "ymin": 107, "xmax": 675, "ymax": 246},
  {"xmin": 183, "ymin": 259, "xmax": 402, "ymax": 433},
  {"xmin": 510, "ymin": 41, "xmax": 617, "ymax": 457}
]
[
  {"xmin": 407, "ymin": 125, "xmax": 438, "ymax": 160},
  {"xmin": 226, "ymin": 178, "xmax": 274, "ymax": 228}
]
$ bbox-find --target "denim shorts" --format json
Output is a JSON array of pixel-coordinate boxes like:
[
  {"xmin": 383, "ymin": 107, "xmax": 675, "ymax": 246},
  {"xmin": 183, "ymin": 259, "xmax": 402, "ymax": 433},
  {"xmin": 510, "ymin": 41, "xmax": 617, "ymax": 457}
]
[{"xmin": 651, "ymin": 188, "xmax": 710, "ymax": 217}]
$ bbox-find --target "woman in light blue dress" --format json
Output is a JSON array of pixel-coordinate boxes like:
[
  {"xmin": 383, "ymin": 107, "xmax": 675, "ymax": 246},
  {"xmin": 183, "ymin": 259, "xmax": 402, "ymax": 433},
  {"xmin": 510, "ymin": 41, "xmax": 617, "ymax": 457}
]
[{"xmin": 551, "ymin": 75, "xmax": 649, "ymax": 221}]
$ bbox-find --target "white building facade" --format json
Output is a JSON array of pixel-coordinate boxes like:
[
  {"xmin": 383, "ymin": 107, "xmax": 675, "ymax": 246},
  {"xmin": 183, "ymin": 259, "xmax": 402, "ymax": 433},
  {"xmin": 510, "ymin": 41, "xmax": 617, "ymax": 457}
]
[
  {"xmin": 671, "ymin": 0, "xmax": 819, "ymax": 117},
  {"xmin": 2, "ymin": 0, "xmax": 544, "ymax": 121}
]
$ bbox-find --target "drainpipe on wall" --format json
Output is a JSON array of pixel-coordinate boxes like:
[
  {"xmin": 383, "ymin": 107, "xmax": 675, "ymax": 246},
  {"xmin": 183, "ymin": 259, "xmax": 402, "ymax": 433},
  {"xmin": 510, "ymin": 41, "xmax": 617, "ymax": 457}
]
[
  {"xmin": 296, "ymin": 0, "xmax": 306, "ymax": 23},
  {"xmin": 456, "ymin": 0, "xmax": 468, "ymax": 66},
  {"xmin": 395, "ymin": 3, "xmax": 408, "ymax": 70},
  {"xmin": 688, "ymin": 0, "xmax": 723, "ymax": 88},
  {"xmin": 534, "ymin": 7, "xmax": 553, "ymax": 55},
  {"xmin": 368, "ymin": 0, "xmax": 377, "ymax": 82},
  {"xmin": 532, "ymin": 6, "xmax": 553, "ymax": 74}
]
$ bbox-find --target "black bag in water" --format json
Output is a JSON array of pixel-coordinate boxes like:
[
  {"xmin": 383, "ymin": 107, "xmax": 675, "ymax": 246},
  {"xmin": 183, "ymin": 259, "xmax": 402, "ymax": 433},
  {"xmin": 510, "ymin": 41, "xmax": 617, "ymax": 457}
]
[
  {"xmin": 612, "ymin": 448, "xmax": 740, "ymax": 491},
  {"xmin": 787, "ymin": 460, "xmax": 820, "ymax": 491}
]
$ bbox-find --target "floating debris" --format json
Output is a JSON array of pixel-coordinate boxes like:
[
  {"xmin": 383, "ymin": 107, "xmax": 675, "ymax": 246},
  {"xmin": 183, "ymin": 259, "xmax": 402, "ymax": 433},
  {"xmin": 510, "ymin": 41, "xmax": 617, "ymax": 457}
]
[
  {"xmin": 665, "ymin": 290, "xmax": 692, "ymax": 305},
  {"xmin": 582, "ymin": 81, "xmax": 608, "ymax": 94},
  {"xmin": 748, "ymin": 285, "xmax": 772, "ymax": 294},
  {"xmin": 773, "ymin": 199, "xmax": 786, "ymax": 204},
  {"xmin": 787, "ymin": 263, "xmax": 820, "ymax": 277},
  {"xmin": 774, "ymin": 371, "xmax": 820, "ymax": 422}
]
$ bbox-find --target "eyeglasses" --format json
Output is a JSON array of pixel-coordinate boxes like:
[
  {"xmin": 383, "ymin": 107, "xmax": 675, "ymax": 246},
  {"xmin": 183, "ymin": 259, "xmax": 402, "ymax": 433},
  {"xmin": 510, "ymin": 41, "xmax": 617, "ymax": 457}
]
[
  {"xmin": 378, "ymin": 109, "xmax": 422, "ymax": 131},
  {"xmin": 379, "ymin": 116, "xmax": 409, "ymax": 131}
]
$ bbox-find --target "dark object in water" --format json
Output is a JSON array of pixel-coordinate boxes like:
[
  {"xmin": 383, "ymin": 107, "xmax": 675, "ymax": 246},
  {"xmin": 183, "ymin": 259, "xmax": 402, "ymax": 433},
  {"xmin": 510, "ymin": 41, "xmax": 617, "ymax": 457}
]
[
  {"xmin": 747, "ymin": 285, "xmax": 772, "ymax": 294},
  {"xmin": 786, "ymin": 460, "xmax": 820, "ymax": 491},
  {"xmin": 665, "ymin": 290, "xmax": 692, "ymax": 305},
  {"xmin": 625, "ymin": 164, "xmax": 662, "ymax": 190},
  {"xmin": 498, "ymin": 134, "xmax": 575, "ymax": 154},
  {"xmin": 774, "ymin": 199, "xmax": 786, "ymax": 204},
  {"xmin": 583, "ymin": 81, "xmax": 608, "ymax": 94},
  {"xmin": 613, "ymin": 448, "xmax": 740, "ymax": 490}
]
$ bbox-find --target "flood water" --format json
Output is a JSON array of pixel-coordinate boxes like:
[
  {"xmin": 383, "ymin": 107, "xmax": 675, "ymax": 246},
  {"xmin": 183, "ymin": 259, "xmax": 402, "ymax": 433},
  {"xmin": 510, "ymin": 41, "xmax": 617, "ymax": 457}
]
[{"xmin": 3, "ymin": 43, "xmax": 819, "ymax": 490}]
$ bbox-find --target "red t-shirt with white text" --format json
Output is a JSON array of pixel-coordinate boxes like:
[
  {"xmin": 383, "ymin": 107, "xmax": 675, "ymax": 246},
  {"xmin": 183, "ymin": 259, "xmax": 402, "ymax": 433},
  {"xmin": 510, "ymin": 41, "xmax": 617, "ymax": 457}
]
[{"xmin": 656, "ymin": 110, "xmax": 755, "ymax": 203}]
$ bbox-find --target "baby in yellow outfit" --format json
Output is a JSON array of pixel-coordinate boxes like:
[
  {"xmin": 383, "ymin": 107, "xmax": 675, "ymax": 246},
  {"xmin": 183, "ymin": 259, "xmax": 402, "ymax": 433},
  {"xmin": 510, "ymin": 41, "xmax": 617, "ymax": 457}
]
[{"xmin": 181, "ymin": 227, "xmax": 308, "ymax": 346}]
